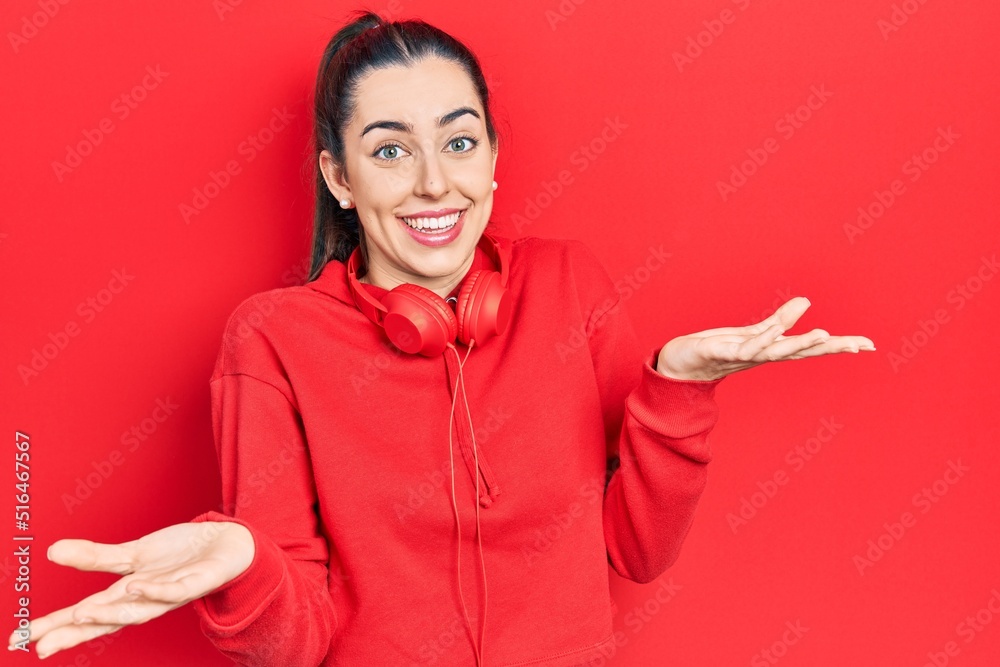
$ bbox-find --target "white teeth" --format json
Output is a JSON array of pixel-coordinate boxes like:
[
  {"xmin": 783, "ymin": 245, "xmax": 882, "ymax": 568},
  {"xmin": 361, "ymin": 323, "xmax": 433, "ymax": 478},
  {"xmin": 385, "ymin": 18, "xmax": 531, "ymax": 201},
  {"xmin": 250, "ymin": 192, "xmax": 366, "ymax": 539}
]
[{"xmin": 402, "ymin": 211, "xmax": 461, "ymax": 232}]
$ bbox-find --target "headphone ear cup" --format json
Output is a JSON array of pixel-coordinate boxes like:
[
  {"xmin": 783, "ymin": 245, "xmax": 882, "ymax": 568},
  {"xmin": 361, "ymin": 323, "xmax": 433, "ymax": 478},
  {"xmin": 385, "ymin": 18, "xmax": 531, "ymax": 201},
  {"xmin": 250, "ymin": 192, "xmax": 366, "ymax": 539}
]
[
  {"xmin": 381, "ymin": 283, "xmax": 458, "ymax": 357},
  {"xmin": 456, "ymin": 270, "xmax": 511, "ymax": 346}
]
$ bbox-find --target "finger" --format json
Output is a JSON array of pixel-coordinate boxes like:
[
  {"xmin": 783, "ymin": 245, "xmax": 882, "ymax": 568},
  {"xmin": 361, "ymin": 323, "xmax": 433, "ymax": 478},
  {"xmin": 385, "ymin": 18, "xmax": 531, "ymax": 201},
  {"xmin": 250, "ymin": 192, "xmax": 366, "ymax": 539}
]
[
  {"xmin": 782, "ymin": 335, "xmax": 877, "ymax": 358},
  {"xmin": 48, "ymin": 539, "xmax": 136, "ymax": 575},
  {"xmin": 687, "ymin": 325, "xmax": 764, "ymax": 338},
  {"xmin": 8, "ymin": 619, "xmax": 41, "ymax": 648},
  {"xmin": 690, "ymin": 297, "xmax": 812, "ymax": 338},
  {"xmin": 844, "ymin": 335, "xmax": 876, "ymax": 351},
  {"xmin": 127, "ymin": 571, "xmax": 209, "ymax": 603},
  {"xmin": 744, "ymin": 296, "xmax": 811, "ymax": 334},
  {"xmin": 34, "ymin": 622, "xmax": 123, "ymax": 660},
  {"xmin": 731, "ymin": 323, "xmax": 786, "ymax": 361},
  {"xmin": 13, "ymin": 574, "xmax": 146, "ymax": 647},
  {"xmin": 752, "ymin": 328, "xmax": 831, "ymax": 361},
  {"xmin": 74, "ymin": 579, "xmax": 200, "ymax": 628},
  {"xmin": 70, "ymin": 597, "xmax": 166, "ymax": 627},
  {"xmin": 10, "ymin": 604, "xmax": 78, "ymax": 647},
  {"xmin": 766, "ymin": 296, "xmax": 812, "ymax": 332}
]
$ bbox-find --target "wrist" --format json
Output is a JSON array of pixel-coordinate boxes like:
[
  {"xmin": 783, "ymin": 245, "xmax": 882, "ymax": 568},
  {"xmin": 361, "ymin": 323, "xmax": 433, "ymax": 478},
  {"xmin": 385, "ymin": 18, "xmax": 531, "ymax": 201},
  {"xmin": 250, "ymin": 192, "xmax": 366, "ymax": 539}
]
[{"xmin": 655, "ymin": 349, "xmax": 722, "ymax": 382}]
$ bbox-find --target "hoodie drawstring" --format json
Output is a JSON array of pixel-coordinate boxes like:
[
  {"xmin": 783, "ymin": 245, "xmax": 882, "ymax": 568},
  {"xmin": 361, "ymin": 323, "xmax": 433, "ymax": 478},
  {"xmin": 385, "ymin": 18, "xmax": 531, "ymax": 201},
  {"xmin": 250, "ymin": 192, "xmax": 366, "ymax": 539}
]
[
  {"xmin": 446, "ymin": 340, "xmax": 488, "ymax": 667},
  {"xmin": 444, "ymin": 348, "xmax": 501, "ymax": 508}
]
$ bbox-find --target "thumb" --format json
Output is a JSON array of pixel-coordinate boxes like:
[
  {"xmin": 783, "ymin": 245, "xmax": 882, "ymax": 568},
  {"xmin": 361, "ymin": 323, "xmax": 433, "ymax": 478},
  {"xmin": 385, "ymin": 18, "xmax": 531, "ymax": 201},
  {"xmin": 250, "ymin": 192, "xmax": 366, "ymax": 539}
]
[
  {"xmin": 48, "ymin": 539, "xmax": 136, "ymax": 575},
  {"xmin": 769, "ymin": 296, "xmax": 810, "ymax": 330}
]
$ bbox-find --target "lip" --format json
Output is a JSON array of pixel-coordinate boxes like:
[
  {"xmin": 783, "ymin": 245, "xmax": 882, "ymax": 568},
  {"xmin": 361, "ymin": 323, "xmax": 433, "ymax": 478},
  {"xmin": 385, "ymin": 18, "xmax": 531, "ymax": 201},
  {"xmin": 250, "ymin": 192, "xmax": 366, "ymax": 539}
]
[
  {"xmin": 400, "ymin": 207, "xmax": 465, "ymax": 218},
  {"xmin": 398, "ymin": 209, "xmax": 466, "ymax": 247}
]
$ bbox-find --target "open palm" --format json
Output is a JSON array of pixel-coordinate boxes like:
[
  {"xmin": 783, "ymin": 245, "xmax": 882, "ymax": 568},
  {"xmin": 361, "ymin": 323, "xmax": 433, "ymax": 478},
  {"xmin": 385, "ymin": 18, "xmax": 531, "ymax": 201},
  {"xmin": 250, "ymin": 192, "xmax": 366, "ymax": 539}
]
[
  {"xmin": 657, "ymin": 297, "xmax": 876, "ymax": 381},
  {"xmin": 7, "ymin": 521, "xmax": 253, "ymax": 660}
]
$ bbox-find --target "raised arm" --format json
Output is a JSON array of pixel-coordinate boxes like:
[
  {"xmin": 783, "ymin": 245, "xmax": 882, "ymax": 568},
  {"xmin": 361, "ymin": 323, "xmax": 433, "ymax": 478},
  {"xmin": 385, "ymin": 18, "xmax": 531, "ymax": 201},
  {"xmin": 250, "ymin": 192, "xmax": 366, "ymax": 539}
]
[
  {"xmin": 583, "ymin": 277, "xmax": 723, "ymax": 584},
  {"xmin": 578, "ymin": 243, "xmax": 874, "ymax": 584},
  {"xmin": 190, "ymin": 370, "xmax": 338, "ymax": 667}
]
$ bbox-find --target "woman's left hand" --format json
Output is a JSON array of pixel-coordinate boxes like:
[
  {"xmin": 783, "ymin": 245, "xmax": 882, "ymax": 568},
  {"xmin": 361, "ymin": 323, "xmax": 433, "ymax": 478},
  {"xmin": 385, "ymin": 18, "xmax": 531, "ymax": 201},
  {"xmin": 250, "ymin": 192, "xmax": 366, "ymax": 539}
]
[{"xmin": 656, "ymin": 296, "xmax": 876, "ymax": 382}]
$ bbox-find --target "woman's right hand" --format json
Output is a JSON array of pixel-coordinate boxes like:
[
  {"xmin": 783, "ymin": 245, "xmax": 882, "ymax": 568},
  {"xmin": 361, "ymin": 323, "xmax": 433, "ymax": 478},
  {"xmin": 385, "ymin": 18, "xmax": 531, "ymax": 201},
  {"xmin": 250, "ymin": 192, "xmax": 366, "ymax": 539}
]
[{"xmin": 6, "ymin": 520, "xmax": 254, "ymax": 660}]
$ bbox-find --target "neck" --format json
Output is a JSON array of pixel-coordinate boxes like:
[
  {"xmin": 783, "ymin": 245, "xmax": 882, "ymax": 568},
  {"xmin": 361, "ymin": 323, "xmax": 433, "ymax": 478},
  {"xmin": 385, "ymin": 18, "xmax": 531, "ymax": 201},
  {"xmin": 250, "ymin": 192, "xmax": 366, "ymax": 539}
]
[{"xmin": 359, "ymin": 256, "xmax": 473, "ymax": 300}]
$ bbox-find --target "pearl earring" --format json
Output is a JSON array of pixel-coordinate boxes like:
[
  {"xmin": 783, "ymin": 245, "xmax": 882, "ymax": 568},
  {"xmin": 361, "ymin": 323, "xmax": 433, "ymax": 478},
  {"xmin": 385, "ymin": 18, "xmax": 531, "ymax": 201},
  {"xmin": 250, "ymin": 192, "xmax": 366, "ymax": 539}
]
[
  {"xmin": 492, "ymin": 180, "xmax": 497, "ymax": 191},
  {"xmin": 340, "ymin": 199, "xmax": 351, "ymax": 208}
]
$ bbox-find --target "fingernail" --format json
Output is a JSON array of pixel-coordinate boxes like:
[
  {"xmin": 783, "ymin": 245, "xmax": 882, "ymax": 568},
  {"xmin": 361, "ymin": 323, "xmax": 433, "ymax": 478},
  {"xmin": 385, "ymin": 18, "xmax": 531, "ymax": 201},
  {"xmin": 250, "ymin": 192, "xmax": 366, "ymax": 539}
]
[{"xmin": 75, "ymin": 617, "xmax": 93, "ymax": 625}]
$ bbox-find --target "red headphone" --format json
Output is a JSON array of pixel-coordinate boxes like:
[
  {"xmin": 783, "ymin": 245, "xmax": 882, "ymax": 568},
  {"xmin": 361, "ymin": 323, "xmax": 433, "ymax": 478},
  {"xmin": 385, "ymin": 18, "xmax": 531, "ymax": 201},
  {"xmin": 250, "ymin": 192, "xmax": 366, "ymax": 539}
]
[{"xmin": 346, "ymin": 231, "xmax": 512, "ymax": 357}]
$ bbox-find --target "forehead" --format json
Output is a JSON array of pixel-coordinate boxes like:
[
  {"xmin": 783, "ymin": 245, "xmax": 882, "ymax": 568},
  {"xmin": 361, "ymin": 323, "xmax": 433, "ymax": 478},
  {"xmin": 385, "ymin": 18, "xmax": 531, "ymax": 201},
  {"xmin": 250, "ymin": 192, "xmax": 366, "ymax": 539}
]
[{"xmin": 351, "ymin": 57, "xmax": 482, "ymax": 128}]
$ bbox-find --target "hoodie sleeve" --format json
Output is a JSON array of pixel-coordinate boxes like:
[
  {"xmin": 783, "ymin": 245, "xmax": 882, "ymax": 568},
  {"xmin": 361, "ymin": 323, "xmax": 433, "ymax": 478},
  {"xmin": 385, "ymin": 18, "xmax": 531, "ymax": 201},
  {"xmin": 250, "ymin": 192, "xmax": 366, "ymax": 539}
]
[
  {"xmin": 187, "ymin": 298, "xmax": 338, "ymax": 666},
  {"xmin": 569, "ymin": 240, "xmax": 725, "ymax": 585}
]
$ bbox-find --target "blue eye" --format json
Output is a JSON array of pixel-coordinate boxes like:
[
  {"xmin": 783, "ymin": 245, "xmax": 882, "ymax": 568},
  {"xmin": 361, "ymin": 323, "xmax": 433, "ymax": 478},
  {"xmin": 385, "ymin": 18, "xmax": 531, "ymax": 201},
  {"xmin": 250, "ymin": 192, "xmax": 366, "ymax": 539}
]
[
  {"xmin": 373, "ymin": 144, "xmax": 403, "ymax": 161},
  {"xmin": 450, "ymin": 135, "xmax": 478, "ymax": 152},
  {"xmin": 371, "ymin": 134, "xmax": 479, "ymax": 163}
]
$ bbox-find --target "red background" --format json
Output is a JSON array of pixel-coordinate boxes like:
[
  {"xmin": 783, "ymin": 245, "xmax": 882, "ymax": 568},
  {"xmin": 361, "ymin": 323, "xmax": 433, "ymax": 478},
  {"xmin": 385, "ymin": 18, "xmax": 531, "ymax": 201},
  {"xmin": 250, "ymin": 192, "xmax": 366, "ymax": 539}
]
[{"xmin": 2, "ymin": 1, "xmax": 998, "ymax": 665}]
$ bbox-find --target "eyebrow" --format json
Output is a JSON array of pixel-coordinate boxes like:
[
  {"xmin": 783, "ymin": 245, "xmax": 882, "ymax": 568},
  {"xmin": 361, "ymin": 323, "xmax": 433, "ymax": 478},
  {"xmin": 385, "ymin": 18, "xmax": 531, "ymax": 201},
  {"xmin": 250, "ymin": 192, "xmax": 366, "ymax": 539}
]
[{"xmin": 360, "ymin": 106, "xmax": 481, "ymax": 138}]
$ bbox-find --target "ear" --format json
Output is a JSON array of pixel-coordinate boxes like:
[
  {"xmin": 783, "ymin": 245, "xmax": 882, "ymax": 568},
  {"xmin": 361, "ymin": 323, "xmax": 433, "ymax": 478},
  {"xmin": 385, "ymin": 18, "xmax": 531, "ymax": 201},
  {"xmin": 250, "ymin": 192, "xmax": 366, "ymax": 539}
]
[
  {"xmin": 491, "ymin": 144, "xmax": 498, "ymax": 175},
  {"xmin": 319, "ymin": 150, "xmax": 352, "ymax": 202}
]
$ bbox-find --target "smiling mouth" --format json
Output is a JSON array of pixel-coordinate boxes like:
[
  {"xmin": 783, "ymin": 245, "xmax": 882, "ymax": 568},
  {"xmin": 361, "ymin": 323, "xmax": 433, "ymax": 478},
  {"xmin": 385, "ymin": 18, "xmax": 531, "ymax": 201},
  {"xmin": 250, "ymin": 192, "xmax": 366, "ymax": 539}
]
[{"xmin": 400, "ymin": 210, "xmax": 464, "ymax": 233}]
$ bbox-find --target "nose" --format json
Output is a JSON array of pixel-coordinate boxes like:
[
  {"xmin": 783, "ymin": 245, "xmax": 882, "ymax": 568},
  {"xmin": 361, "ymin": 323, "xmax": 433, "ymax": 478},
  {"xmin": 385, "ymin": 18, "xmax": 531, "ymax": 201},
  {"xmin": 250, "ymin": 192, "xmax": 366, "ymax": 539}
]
[{"xmin": 413, "ymin": 150, "xmax": 449, "ymax": 199}]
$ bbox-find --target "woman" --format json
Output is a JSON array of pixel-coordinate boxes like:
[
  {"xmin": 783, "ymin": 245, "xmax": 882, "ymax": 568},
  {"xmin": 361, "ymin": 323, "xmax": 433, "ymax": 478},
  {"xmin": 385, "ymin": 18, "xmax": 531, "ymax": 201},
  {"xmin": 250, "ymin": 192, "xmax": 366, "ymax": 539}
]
[{"xmin": 8, "ymin": 10, "xmax": 874, "ymax": 666}]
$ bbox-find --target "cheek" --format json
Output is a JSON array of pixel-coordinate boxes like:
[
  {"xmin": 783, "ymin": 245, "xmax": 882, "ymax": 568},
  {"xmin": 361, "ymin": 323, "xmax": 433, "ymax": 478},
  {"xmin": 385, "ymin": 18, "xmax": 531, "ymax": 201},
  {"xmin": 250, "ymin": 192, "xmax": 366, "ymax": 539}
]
[
  {"xmin": 359, "ymin": 163, "xmax": 410, "ymax": 196},
  {"xmin": 454, "ymin": 171, "xmax": 493, "ymax": 200}
]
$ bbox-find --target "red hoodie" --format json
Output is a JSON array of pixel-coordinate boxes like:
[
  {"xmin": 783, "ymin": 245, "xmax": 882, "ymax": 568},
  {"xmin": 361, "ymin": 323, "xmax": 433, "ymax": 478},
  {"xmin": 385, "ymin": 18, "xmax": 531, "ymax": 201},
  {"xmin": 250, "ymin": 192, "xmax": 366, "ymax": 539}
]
[{"xmin": 189, "ymin": 232, "xmax": 724, "ymax": 666}]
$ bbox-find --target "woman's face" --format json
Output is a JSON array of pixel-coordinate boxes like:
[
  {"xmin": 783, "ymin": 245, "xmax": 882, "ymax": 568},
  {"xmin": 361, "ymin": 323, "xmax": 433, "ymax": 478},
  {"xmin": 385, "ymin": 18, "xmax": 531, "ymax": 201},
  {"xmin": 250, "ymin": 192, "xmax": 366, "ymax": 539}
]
[{"xmin": 320, "ymin": 56, "xmax": 498, "ymax": 297}]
